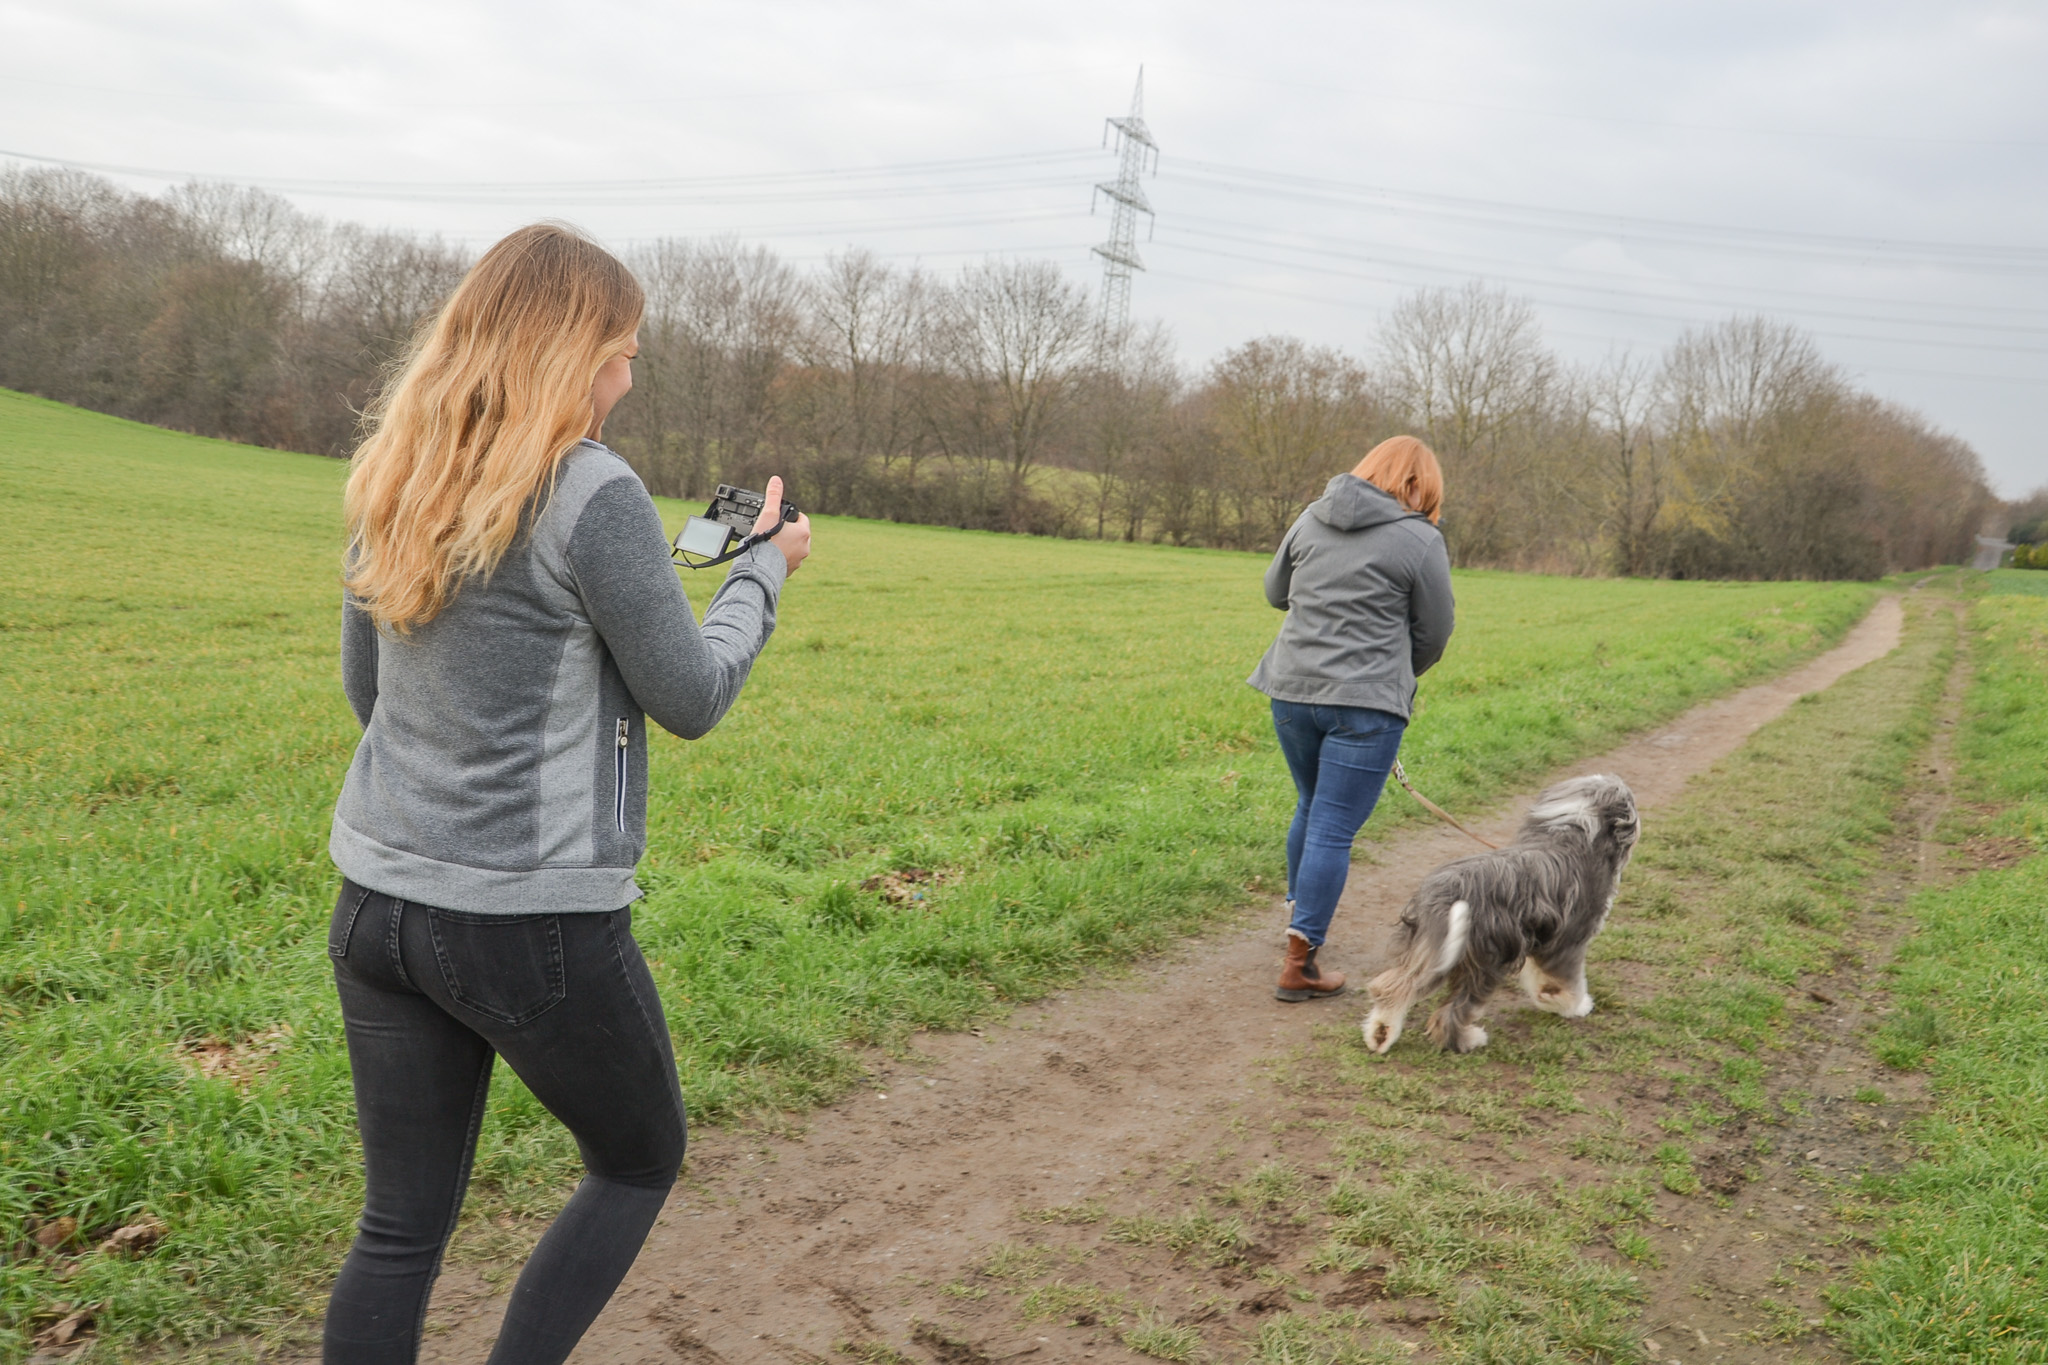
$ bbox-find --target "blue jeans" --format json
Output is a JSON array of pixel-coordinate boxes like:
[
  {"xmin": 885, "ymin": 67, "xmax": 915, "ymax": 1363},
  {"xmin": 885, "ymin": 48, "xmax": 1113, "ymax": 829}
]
[{"xmin": 1271, "ymin": 700, "xmax": 1406, "ymax": 947}]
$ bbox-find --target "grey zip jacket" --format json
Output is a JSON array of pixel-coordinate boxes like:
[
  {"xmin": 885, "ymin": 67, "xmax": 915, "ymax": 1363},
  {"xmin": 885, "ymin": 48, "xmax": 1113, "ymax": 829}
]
[
  {"xmin": 330, "ymin": 441, "xmax": 785, "ymax": 915},
  {"xmin": 1247, "ymin": 473, "xmax": 1455, "ymax": 719}
]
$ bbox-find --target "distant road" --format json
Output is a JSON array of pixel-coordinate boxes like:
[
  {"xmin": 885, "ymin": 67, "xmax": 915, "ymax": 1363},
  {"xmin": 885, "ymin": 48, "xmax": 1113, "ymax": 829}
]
[{"xmin": 1974, "ymin": 534, "xmax": 2016, "ymax": 570}]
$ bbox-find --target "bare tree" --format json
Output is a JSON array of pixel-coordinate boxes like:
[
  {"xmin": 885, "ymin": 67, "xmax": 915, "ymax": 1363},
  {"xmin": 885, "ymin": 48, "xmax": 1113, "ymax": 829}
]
[
  {"xmin": 1660, "ymin": 314, "xmax": 1837, "ymax": 451},
  {"xmin": 1653, "ymin": 316, "xmax": 1854, "ymax": 577},
  {"xmin": 1079, "ymin": 321, "xmax": 1179, "ymax": 540},
  {"xmin": 619, "ymin": 238, "xmax": 802, "ymax": 498},
  {"xmin": 940, "ymin": 258, "xmax": 1092, "ymax": 527},
  {"xmin": 1575, "ymin": 353, "xmax": 1665, "ymax": 576},
  {"xmin": 1377, "ymin": 282, "xmax": 1558, "ymax": 563},
  {"xmin": 785, "ymin": 249, "xmax": 929, "ymax": 512},
  {"xmin": 167, "ymin": 182, "xmax": 328, "ymax": 308},
  {"xmin": 1138, "ymin": 390, "xmax": 1225, "ymax": 546},
  {"xmin": 299, "ymin": 225, "xmax": 469, "ymax": 449},
  {"xmin": 0, "ymin": 167, "xmax": 122, "ymax": 339},
  {"xmin": 136, "ymin": 254, "xmax": 292, "ymax": 441},
  {"xmin": 1837, "ymin": 394, "xmax": 1995, "ymax": 570},
  {"xmin": 1202, "ymin": 335, "xmax": 1376, "ymax": 549}
]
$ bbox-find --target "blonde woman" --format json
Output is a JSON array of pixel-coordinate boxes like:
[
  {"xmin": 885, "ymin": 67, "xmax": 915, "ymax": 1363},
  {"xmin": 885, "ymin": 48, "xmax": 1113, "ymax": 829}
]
[
  {"xmin": 324, "ymin": 224, "xmax": 810, "ymax": 1364},
  {"xmin": 1249, "ymin": 436, "xmax": 1453, "ymax": 1003}
]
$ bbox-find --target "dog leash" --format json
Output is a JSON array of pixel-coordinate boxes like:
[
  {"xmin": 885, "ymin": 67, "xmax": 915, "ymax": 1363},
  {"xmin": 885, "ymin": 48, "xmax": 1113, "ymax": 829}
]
[{"xmin": 1390, "ymin": 760, "xmax": 1500, "ymax": 850}]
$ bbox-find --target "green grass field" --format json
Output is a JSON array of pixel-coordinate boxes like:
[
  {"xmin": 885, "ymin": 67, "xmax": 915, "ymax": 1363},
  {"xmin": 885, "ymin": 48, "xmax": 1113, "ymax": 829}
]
[
  {"xmin": 0, "ymin": 387, "xmax": 1878, "ymax": 1355},
  {"xmin": 1981, "ymin": 567, "xmax": 2048, "ymax": 597},
  {"xmin": 1831, "ymin": 588, "xmax": 2048, "ymax": 1362}
]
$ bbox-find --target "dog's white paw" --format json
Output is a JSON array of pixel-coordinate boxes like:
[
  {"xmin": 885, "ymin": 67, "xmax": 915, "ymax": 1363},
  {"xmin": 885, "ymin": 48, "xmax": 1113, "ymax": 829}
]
[
  {"xmin": 1527, "ymin": 967, "xmax": 1594, "ymax": 1020},
  {"xmin": 1524, "ymin": 961, "xmax": 1578, "ymax": 1016},
  {"xmin": 1362, "ymin": 1011, "xmax": 1403, "ymax": 1055},
  {"xmin": 1456, "ymin": 1024, "xmax": 1489, "ymax": 1052}
]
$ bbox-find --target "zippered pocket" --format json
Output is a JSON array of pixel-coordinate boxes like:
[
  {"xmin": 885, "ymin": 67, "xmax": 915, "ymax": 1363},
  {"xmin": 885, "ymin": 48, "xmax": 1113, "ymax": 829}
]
[{"xmin": 613, "ymin": 718, "xmax": 629, "ymax": 833}]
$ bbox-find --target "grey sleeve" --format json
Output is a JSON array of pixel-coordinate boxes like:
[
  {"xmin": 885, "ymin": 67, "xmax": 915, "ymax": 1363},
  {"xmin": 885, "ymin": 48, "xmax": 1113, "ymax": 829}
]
[
  {"xmin": 566, "ymin": 477, "xmax": 788, "ymax": 741},
  {"xmin": 1407, "ymin": 531, "xmax": 1455, "ymax": 676},
  {"xmin": 1263, "ymin": 524, "xmax": 1298, "ymax": 610},
  {"xmin": 341, "ymin": 593, "xmax": 379, "ymax": 729}
]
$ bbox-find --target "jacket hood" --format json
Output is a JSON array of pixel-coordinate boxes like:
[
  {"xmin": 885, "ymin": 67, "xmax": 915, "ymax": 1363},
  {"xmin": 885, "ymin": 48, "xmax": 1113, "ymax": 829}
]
[{"xmin": 1308, "ymin": 473, "xmax": 1424, "ymax": 532}]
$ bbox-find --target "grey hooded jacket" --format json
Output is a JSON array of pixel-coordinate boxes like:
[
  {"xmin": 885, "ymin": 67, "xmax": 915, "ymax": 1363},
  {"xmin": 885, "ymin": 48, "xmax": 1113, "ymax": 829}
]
[
  {"xmin": 330, "ymin": 441, "xmax": 785, "ymax": 915},
  {"xmin": 1247, "ymin": 473, "xmax": 1455, "ymax": 719}
]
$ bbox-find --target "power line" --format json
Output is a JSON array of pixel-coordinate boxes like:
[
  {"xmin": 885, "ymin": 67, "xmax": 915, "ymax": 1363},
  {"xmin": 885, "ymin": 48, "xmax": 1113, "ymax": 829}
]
[
  {"xmin": 0, "ymin": 146, "xmax": 1101, "ymax": 203},
  {"xmin": 1166, "ymin": 65, "xmax": 2048, "ymax": 152},
  {"xmin": 295, "ymin": 176, "xmax": 1092, "ymax": 209},
  {"xmin": 8, "ymin": 138, "xmax": 2043, "ymax": 365},
  {"xmin": 1160, "ymin": 210, "xmax": 2048, "ymax": 320},
  {"xmin": 613, "ymin": 208, "xmax": 1082, "ymax": 241},
  {"xmin": 1141, "ymin": 266, "xmax": 2048, "ymax": 387},
  {"xmin": 1165, "ymin": 161, "xmax": 2048, "ymax": 268},
  {"xmin": 0, "ymin": 63, "xmax": 1129, "ymax": 112},
  {"xmin": 4, "ymin": 58, "xmax": 2031, "ymax": 149},
  {"xmin": 1146, "ymin": 248, "xmax": 2048, "ymax": 358},
  {"xmin": 1154, "ymin": 225, "xmax": 2048, "ymax": 335},
  {"xmin": 10, "ymin": 137, "xmax": 2038, "ymax": 271}
]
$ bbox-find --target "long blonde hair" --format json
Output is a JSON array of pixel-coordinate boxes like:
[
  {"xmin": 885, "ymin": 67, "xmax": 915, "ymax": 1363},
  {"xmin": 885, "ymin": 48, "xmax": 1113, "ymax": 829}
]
[
  {"xmin": 1353, "ymin": 435, "xmax": 1445, "ymax": 525},
  {"xmin": 344, "ymin": 223, "xmax": 644, "ymax": 630}
]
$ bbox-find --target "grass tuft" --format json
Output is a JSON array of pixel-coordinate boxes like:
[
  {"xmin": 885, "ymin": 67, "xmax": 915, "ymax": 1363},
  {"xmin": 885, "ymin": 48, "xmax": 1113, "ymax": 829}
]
[
  {"xmin": 1106, "ymin": 1210, "xmax": 1252, "ymax": 1265},
  {"xmin": 1016, "ymin": 1279, "xmax": 1125, "ymax": 1325},
  {"xmin": 1245, "ymin": 1309, "xmax": 1418, "ymax": 1365},
  {"xmin": 1122, "ymin": 1312, "xmax": 1204, "ymax": 1362}
]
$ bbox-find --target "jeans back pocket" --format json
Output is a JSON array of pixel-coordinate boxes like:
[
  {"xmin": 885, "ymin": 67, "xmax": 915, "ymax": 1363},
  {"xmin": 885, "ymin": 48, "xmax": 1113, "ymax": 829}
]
[
  {"xmin": 426, "ymin": 910, "xmax": 566, "ymax": 1027},
  {"xmin": 330, "ymin": 881, "xmax": 373, "ymax": 959}
]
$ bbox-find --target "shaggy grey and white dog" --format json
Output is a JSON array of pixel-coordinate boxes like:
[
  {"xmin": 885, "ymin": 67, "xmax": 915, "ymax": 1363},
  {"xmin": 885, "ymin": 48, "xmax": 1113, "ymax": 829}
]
[{"xmin": 1363, "ymin": 774, "xmax": 1640, "ymax": 1055}]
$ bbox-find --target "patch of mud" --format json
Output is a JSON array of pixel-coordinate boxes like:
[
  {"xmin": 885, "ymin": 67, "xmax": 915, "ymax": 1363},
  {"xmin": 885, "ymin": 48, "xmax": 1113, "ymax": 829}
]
[
  {"xmin": 174, "ymin": 1026, "xmax": 292, "ymax": 1088},
  {"xmin": 373, "ymin": 598, "xmax": 1914, "ymax": 1364},
  {"xmin": 1959, "ymin": 835, "xmax": 2032, "ymax": 869}
]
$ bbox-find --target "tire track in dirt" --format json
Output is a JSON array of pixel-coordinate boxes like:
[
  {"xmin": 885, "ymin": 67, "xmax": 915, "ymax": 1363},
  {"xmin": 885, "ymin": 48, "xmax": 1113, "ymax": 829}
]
[
  {"xmin": 1627, "ymin": 594, "xmax": 1960, "ymax": 1364},
  {"xmin": 416, "ymin": 597, "xmax": 1905, "ymax": 1365}
]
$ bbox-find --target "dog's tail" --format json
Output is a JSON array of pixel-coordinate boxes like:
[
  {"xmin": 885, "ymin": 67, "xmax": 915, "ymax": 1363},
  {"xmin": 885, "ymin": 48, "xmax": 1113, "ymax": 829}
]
[{"xmin": 1362, "ymin": 895, "xmax": 1471, "ymax": 1054}]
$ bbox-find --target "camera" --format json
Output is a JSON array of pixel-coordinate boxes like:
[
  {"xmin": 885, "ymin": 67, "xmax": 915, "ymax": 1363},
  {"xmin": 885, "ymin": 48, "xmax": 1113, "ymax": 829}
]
[{"xmin": 673, "ymin": 484, "xmax": 799, "ymax": 567}]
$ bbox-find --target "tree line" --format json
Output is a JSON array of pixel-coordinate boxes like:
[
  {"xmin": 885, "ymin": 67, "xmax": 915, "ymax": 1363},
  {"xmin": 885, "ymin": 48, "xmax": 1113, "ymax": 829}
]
[{"xmin": 0, "ymin": 164, "xmax": 2003, "ymax": 579}]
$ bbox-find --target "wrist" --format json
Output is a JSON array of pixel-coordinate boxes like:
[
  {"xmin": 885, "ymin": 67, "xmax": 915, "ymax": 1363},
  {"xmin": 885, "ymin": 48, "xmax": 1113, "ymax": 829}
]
[{"xmin": 746, "ymin": 536, "xmax": 791, "ymax": 577}]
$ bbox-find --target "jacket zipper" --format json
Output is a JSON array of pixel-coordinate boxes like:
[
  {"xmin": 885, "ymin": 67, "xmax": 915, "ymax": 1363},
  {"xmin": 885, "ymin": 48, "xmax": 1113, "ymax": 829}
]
[{"xmin": 614, "ymin": 719, "xmax": 629, "ymax": 833}]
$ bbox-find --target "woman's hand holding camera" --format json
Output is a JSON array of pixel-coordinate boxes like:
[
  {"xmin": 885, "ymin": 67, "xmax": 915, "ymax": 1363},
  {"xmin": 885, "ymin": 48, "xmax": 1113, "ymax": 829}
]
[{"xmin": 750, "ymin": 476, "xmax": 812, "ymax": 575}]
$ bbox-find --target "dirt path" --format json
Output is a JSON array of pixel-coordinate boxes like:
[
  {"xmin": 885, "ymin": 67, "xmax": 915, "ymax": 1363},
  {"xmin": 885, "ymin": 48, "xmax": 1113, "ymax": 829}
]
[
  {"xmin": 1625, "ymin": 596, "xmax": 1958, "ymax": 1362},
  {"xmin": 417, "ymin": 598, "xmax": 1906, "ymax": 1365}
]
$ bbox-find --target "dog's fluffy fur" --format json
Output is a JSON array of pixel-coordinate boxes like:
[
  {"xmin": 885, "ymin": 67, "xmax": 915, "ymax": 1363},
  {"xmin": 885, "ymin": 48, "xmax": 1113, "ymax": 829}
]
[{"xmin": 1363, "ymin": 774, "xmax": 1640, "ymax": 1055}]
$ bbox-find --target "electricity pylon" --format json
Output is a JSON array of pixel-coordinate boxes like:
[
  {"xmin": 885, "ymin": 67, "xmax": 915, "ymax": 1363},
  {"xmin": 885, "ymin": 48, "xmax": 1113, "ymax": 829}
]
[{"xmin": 1090, "ymin": 68, "xmax": 1159, "ymax": 367}]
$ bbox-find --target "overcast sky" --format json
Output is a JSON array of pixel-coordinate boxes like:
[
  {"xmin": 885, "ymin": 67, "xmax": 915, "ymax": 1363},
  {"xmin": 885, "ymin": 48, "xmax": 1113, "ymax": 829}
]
[{"xmin": 4, "ymin": 0, "xmax": 2044, "ymax": 496}]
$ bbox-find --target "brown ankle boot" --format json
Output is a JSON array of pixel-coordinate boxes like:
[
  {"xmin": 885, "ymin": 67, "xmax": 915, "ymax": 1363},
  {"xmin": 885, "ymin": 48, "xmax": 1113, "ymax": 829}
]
[{"xmin": 1276, "ymin": 932, "xmax": 1347, "ymax": 1002}]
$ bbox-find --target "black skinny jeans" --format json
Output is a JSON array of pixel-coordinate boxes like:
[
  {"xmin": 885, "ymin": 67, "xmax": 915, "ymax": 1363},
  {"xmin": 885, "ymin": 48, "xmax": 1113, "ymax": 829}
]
[{"xmin": 324, "ymin": 880, "xmax": 687, "ymax": 1365}]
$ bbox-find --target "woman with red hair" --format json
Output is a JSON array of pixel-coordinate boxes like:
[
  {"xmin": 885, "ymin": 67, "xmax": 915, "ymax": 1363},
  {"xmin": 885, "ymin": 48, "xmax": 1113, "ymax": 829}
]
[{"xmin": 1248, "ymin": 436, "xmax": 1455, "ymax": 1002}]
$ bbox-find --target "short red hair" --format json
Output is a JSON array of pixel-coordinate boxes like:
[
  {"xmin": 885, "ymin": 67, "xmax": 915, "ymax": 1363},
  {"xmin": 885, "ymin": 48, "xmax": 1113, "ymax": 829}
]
[{"xmin": 1353, "ymin": 436, "xmax": 1444, "ymax": 525}]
